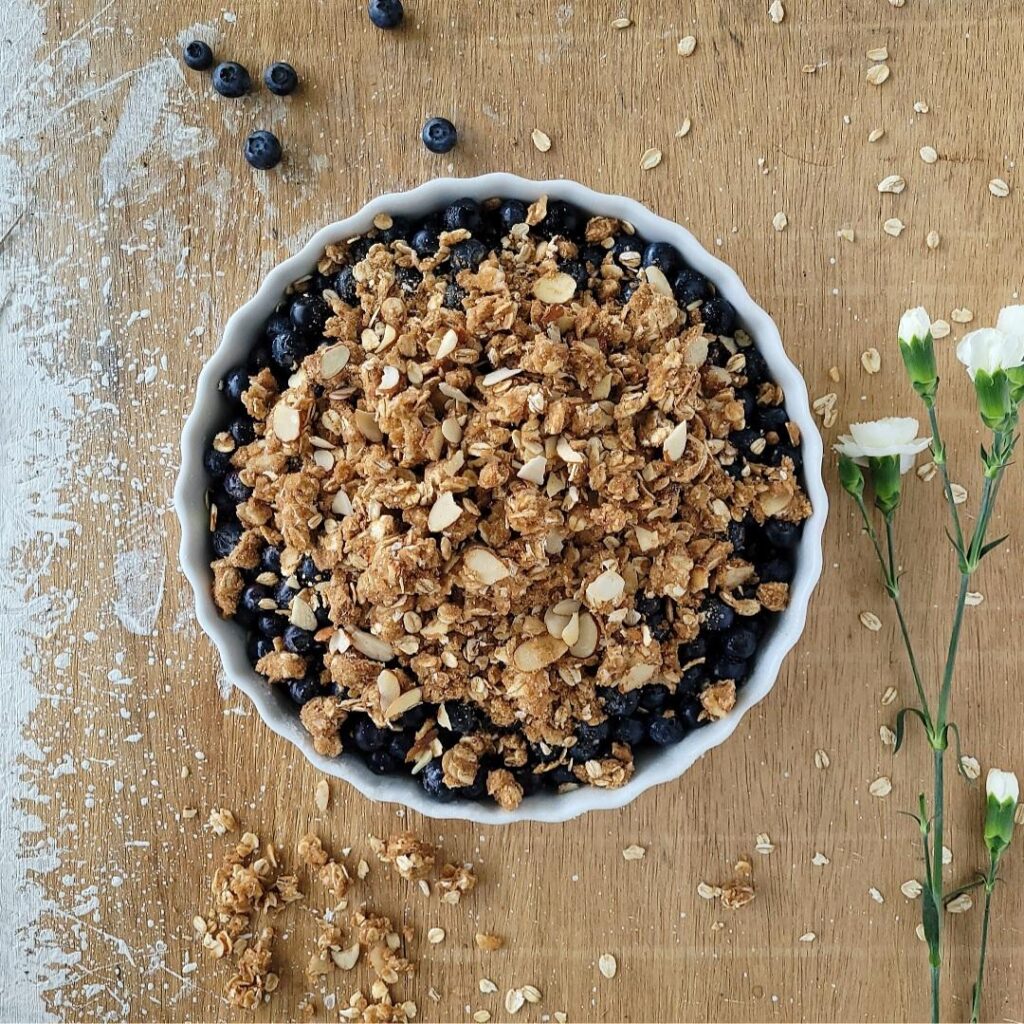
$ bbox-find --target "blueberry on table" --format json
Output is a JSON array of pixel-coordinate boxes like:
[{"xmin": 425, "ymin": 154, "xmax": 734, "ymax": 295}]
[
  {"xmin": 183, "ymin": 40, "xmax": 214, "ymax": 71},
  {"xmin": 211, "ymin": 520, "xmax": 243, "ymax": 559},
  {"xmin": 212, "ymin": 61, "xmax": 252, "ymax": 98},
  {"xmin": 421, "ymin": 760, "xmax": 457, "ymax": 802},
  {"xmin": 270, "ymin": 329, "xmax": 305, "ymax": 369},
  {"xmin": 498, "ymin": 199, "xmax": 528, "ymax": 231},
  {"xmin": 289, "ymin": 293, "xmax": 331, "ymax": 335},
  {"xmin": 648, "ymin": 713, "xmax": 686, "ymax": 745},
  {"xmin": 263, "ymin": 61, "xmax": 299, "ymax": 96},
  {"xmin": 243, "ymin": 129, "xmax": 282, "ymax": 170},
  {"xmin": 368, "ymin": 0, "xmax": 404, "ymax": 29},
  {"xmin": 442, "ymin": 197, "xmax": 482, "ymax": 233},
  {"xmin": 642, "ymin": 241, "xmax": 682, "ymax": 277},
  {"xmin": 421, "ymin": 116, "xmax": 457, "ymax": 154}
]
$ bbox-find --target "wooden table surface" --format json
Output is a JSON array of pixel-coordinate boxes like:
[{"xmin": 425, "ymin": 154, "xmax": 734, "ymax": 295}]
[{"xmin": 5, "ymin": 1, "xmax": 1024, "ymax": 1021}]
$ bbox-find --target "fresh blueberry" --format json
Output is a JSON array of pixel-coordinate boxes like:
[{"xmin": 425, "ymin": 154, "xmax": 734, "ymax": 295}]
[
  {"xmin": 258, "ymin": 612, "xmax": 286, "ymax": 638},
  {"xmin": 183, "ymin": 40, "xmax": 214, "ymax": 71},
  {"xmin": 678, "ymin": 696, "xmax": 706, "ymax": 730},
  {"xmin": 706, "ymin": 340, "xmax": 730, "ymax": 367},
  {"xmin": 580, "ymin": 244, "xmax": 607, "ymax": 269},
  {"xmin": 273, "ymin": 578, "xmax": 297, "ymax": 608},
  {"xmin": 240, "ymin": 584, "xmax": 270, "ymax": 618},
  {"xmin": 727, "ymin": 519, "xmax": 748, "ymax": 554},
  {"xmin": 515, "ymin": 768, "xmax": 541, "ymax": 797},
  {"xmin": 296, "ymin": 554, "xmax": 321, "ymax": 585},
  {"xmin": 450, "ymin": 238, "xmax": 488, "ymax": 272},
  {"xmin": 290, "ymin": 294, "xmax": 331, "ymax": 335},
  {"xmin": 283, "ymin": 625, "xmax": 316, "ymax": 654},
  {"xmin": 611, "ymin": 716, "xmax": 647, "ymax": 747},
  {"xmin": 260, "ymin": 546, "xmax": 282, "ymax": 574},
  {"xmin": 703, "ymin": 598, "xmax": 735, "ymax": 633},
  {"xmin": 223, "ymin": 469, "xmax": 253, "ymax": 503},
  {"xmin": 757, "ymin": 405, "xmax": 789, "ymax": 432},
  {"xmin": 545, "ymin": 763, "xmax": 578, "ymax": 787},
  {"xmin": 333, "ymin": 267, "xmax": 358, "ymax": 305},
  {"xmin": 442, "ymin": 198, "xmax": 482, "ymax": 234},
  {"xmin": 228, "ymin": 416, "xmax": 256, "ymax": 447},
  {"xmin": 243, "ymin": 130, "xmax": 282, "ymax": 170},
  {"xmin": 678, "ymin": 665, "xmax": 706, "ymax": 695},
  {"xmin": 393, "ymin": 704, "xmax": 431, "ymax": 731},
  {"xmin": 411, "ymin": 226, "xmax": 439, "ymax": 257},
  {"xmin": 731, "ymin": 428, "xmax": 761, "ymax": 459},
  {"xmin": 635, "ymin": 591, "xmax": 672, "ymax": 642},
  {"xmin": 388, "ymin": 730, "xmax": 415, "ymax": 760},
  {"xmin": 723, "ymin": 628, "xmax": 758, "ymax": 660},
  {"xmin": 619, "ymin": 279, "xmax": 638, "ymax": 303},
  {"xmin": 610, "ymin": 234, "xmax": 643, "ymax": 262},
  {"xmin": 366, "ymin": 749, "xmax": 400, "ymax": 774},
  {"xmin": 263, "ymin": 61, "xmax": 298, "ymax": 96},
  {"xmin": 759, "ymin": 557, "xmax": 794, "ymax": 583},
  {"xmin": 211, "ymin": 521, "xmax": 243, "ymax": 558},
  {"xmin": 247, "ymin": 634, "xmax": 275, "ymax": 664},
  {"xmin": 443, "ymin": 282, "xmax": 466, "ymax": 309},
  {"xmin": 212, "ymin": 61, "xmax": 252, "ymax": 99},
  {"xmin": 222, "ymin": 365, "xmax": 249, "ymax": 403},
  {"xmin": 735, "ymin": 387, "xmax": 757, "ymax": 425},
  {"xmin": 678, "ymin": 636, "xmax": 708, "ymax": 664},
  {"xmin": 648, "ymin": 713, "xmax": 686, "ymax": 745},
  {"xmin": 375, "ymin": 216, "xmax": 411, "ymax": 244},
  {"xmin": 744, "ymin": 349, "xmax": 769, "ymax": 385},
  {"xmin": 672, "ymin": 270, "xmax": 711, "ymax": 306},
  {"xmin": 712, "ymin": 656, "xmax": 748, "ymax": 681},
  {"xmin": 769, "ymin": 443, "xmax": 804, "ymax": 472},
  {"xmin": 204, "ymin": 446, "xmax": 232, "ymax": 479},
  {"xmin": 288, "ymin": 676, "xmax": 321, "ymax": 706},
  {"xmin": 271, "ymin": 329, "xmax": 305, "ymax": 369},
  {"xmin": 314, "ymin": 600, "xmax": 331, "ymax": 628},
  {"xmin": 765, "ymin": 519, "xmax": 799, "ymax": 548},
  {"xmin": 420, "ymin": 760, "xmax": 456, "ymax": 802},
  {"xmin": 352, "ymin": 716, "xmax": 389, "ymax": 753},
  {"xmin": 395, "ymin": 266, "xmax": 422, "ymax": 294},
  {"xmin": 421, "ymin": 116, "xmax": 457, "ymax": 153},
  {"xmin": 573, "ymin": 721, "xmax": 610, "ymax": 761},
  {"xmin": 639, "ymin": 683, "xmax": 671, "ymax": 712},
  {"xmin": 642, "ymin": 241, "xmax": 682, "ymax": 277},
  {"xmin": 560, "ymin": 259, "xmax": 589, "ymax": 291},
  {"xmin": 598, "ymin": 686, "xmax": 641, "ymax": 718},
  {"xmin": 539, "ymin": 199, "xmax": 583, "ymax": 239},
  {"xmin": 368, "ymin": 0, "xmax": 404, "ymax": 29},
  {"xmin": 248, "ymin": 344, "xmax": 272, "ymax": 371},
  {"xmin": 498, "ymin": 199, "xmax": 528, "ymax": 231},
  {"xmin": 443, "ymin": 701, "xmax": 480, "ymax": 734}
]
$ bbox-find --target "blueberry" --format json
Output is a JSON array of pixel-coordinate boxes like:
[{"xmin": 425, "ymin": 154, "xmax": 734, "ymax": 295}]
[
  {"xmin": 727, "ymin": 520, "xmax": 748, "ymax": 554},
  {"xmin": 450, "ymin": 239, "xmax": 488, "ymax": 272},
  {"xmin": 573, "ymin": 721, "xmax": 610, "ymax": 761},
  {"xmin": 421, "ymin": 116, "xmax": 457, "ymax": 154},
  {"xmin": 515, "ymin": 768, "xmax": 541, "ymax": 797},
  {"xmin": 393, "ymin": 704, "xmax": 431, "ymax": 731},
  {"xmin": 334, "ymin": 267, "xmax": 358, "ymax": 305},
  {"xmin": 723, "ymin": 628, "xmax": 758, "ymax": 660},
  {"xmin": 258, "ymin": 612, "xmax": 286, "ymax": 637},
  {"xmin": 611, "ymin": 234, "xmax": 644, "ymax": 261},
  {"xmin": 183, "ymin": 40, "xmax": 214, "ymax": 71},
  {"xmin": 368, "ymin": 0, "xmax": 404, "ymax": 29},
  {"xmin": 443, "ymin": 701, "xmax": 480, "ymax": 734},
  {"xmin": 228, "ymin": 416, "xmax": 255, "ymax": 446},
  {"xmin": 678, "ymin": 696, "xmax": 706, "ymax": 730},
  {"xmin": 545, "ymin": 763, "xmax": 578, "ymax": 787},
  {"xmin": 375, "ymin": 216, "xmax": 411, "ymax": 244},
  {"xmin": 273, "ymin": 578, "xmax": 297, "ymax": 608},
  {"xmin": 204, "ymin": 446, "xmax": 232, "ymax": 479},
  {"xmin": 351, "ymin": 716, "xmax": 389, "ymax": 753},
  {"xmin": 411, "ymin": 226, "xmax": 439, "ymax": 257},
  {"xmin": 701, "ymin": 296, "xmax": 737, "ymax": 335},
  {"xmin": 580, "ymin": 244, "xmax": 607, "ymax": 269},
  {"xmin": 263, "ymin": 61, "xmax": 298, "ymax": 96},
  {"xmin": 211, "ymin": 521, "xmax": 243, "ymax": 558},
  {"xmin": 735, "ymin": 388, "xmax": 757, "ymax": 425},
  {"xmin": 769, "ymin": 444, "xmax": 803, "ymax": 473},
  {"xmin": 283, "ymin": 625, "xmax": 316, "ymax": 654},
  {"xmin": 764, "ymin": 519, "xmax": 799, "ymax": 548},
  {"xmin": 367, "ymin": 749, "xmax": 400, "ymax": 774},
  {"xmin": 648, "ymin": 713, "xmax": 686, "ymax": 745},
  {"xmin": 288, "ymin": 676, "xmax": 321, "ymax": 706},
  {"xmin": 498, "ymin": 199, "xmax": 528, "ymax": 231},
  {"xmin": 388, "ymin": 730, "xmax": 415, "ymax": 759},
  {"xmin": 635, "ymin": 591, "xmax": 672, "ymax": 642},
  {"xmin": 611, "ymin": 716, "xmax": 647, "ymax": 746},
  {"xmin": 296, "ymin": 555, "xmax": 321, "ymax": 586},
  {"xmin": 247, "ymin": 634, "xmax": 274, "ymax": 664},
  {"xmin": 560, "ymin": 259, "xmax": 589, "ymax": 291},
  {"xmin": 222, "ymin": 365, "xmax": 249, "ymax": 403},
  {"xmin": 240, "ymin": 583, "xmax": 270, "ymax": 618},
  {"xmin": 642, "ymin": 241, "xmax": 682, "ymax": 277},
  {"xmin": 759, "ymin": 557, "xmax": 794, "ymax": 584},
  {"xmin": 212, "ymin": 61, "xmax": 252, "ymax": 99},
  {"xmin": 712, "ymin": 656, "xmax": 748, "ymax": 682},
  {"xmin": 706, "ymin": 340, "xmax": 730, "ymax": 367},
  {"xmin": 672, "ymin": 270, "xmax": 711, "ymax": 306},
  {"xmin": 539, "ymin": 199, "xmax": 583, "ymax": 239},
  {"xmin": 271, "ymin": 329, "xmax": 305, "ymax": 369},
  {"xmin": 290, "ymin": 294, "xmax": 331, "ymax": 335},
  {"xmin": 443, "ymin": 282, "xmax": 466, "ymax": 309},
  {"xmin": 619, "ymin": 279, "xmax": 638, "ymax": 303},
  {"xmin": 598, "ymin": 686, "xmax": 641, "ymax": 718},
  {"xmin": 678, "ymin": 665, "xmax": 706, "ymax": 695},
  {"xmin": 248, "ymin": 344, "xmax": 272, "ymax": 371},
  {"xmin": 223, "ymin": 469, "xmax": 253, "ymax": 503},
  {"xmin": 243, "ymin": 129, "xmax": 282, "ymax": 170},
  {"xmin": 744, "ymin": 349, "xmax": 769, "ymax": 385},
  {"xmin": 395, "ymin": 266, "xmax": 422, "ymax": 293},
  {"xmin": 678, "ymin": 636, "xmax": 708, "ymax": 663},
  {"xmin": 442, "ymin": 198, "xmax": 482, "ymax": 234},
  {"xmin": 260, "ymin": 546, "xmax": 282, "ymax": 574},
  {"xmin": 421, "ymin": 760, "xmax": 456, "ymax": 802},
  {"xmin": 757, "ymin": 405, "xmax": 789, "ymax": 432},
  {"xmin": 731, "ymin": 428, "xmax": 761, "ymax": 459},
  {"xmin": 703, "ymin": 598, "xmax": 734, "ymax": 632},
  {"xmin": 639, "ymin": 683, "xmax": 670, "ymax": 712}
]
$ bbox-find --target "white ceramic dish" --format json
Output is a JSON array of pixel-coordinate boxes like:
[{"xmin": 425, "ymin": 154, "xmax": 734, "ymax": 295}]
[{"xmin": 174, "ymin": 173, "xmax": 828, "ymax": 824}]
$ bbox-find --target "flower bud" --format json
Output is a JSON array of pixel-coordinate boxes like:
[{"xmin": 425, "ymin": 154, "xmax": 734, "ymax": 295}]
[
  {"xmin": 972, "ymin": 368, "xmax": 1015, "ymax": 431},
  {"xmin": 868, "ymin": 455, "xmax": 902, "ymax": 515},
  {"xmin": 838, "ymin": 456, "xmax": 865, "ymax": 500},
  {"xmin": 898, "ymin": 307, "xmax": 938, "ymax": 403},
  {"xmin": 984, "ymin": 768, "xmax": 1019, "ymax": 858}
]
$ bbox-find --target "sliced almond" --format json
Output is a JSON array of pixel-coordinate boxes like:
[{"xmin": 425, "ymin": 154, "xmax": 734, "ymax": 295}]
[
  {"xmin": 436, "ymin": 328, "xmax": 458, "ymax": 360},
  {"xmin": 481, "ymin": 367, "xmax": 522, "ymax": 387},
  {"xmin": 272, "ymin": 402, "xmax": 301, "ymax": 442},
  {"xmin": 569, "ymin": 612, "xmax": 599, "ymax": 658},
  {"xmin": 533, "ymin": 272, "xmax": 577, "ymax": 304},
  {"xmin": 561, "ymin": 612, "xmax": 581, "ymax": 646},
  {"xmin": 663, "ymin": 421, "xmax": 688, "ymax": 461},
  {"xmin": 379, "ymin": 365, "xmax": 401, "ymax": 392},
  {"xmin": 644, "ymin": 264, "xmax": 672, "ymax": 296},
  {"xmin": 331, "ymin": 943, "xmax": 360, "ymax": 970},
  {"xmin": 385, "ymin": 687, "xmax": 424, "ymax": 722},
  {"xmin": 544, "ymin": 607, "xmax": 572, "ymax": 639},
  {"xmin": 462, "ymin": 547, "xmax": 510, "ymax": 586},
  {"xmin": 556, "ymin": 436, "xmax": 584, "ymax": 464},
  {"xmin": 377, "ymin": 669, "xmax": 402, "ymax": 707},
  {"xmin": 354, "ymin": 409, "xmax": 383, "ymax": 442},
  {"xmin": 517, "ymin": 454, "xmax": 547, "ymax": 485},
  {"xmin": 290, "ymin": 596, "xmax": 318, "ymax": 632},
  {"xmin": 513, "ymin": 634, "xmax": 569, "ymax": 671},
  {"xmin": 321, "ymin": 344, "xmax": 351, "ymax": 378},
  {"xmin": 586, "ymin": 568, "xmax": 625, "ymax": 607},
  {"xmin": 428, "ymin": 491, "xmax": 463, "ymax": 532},
  {"xmin": 348, "ymin": 628, "xmax": 395, "ymax": 662}
]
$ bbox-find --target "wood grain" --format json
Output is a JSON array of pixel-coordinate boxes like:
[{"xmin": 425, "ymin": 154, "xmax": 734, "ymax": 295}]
[{"xmin": 9, "ymin": 1, "xmax": 1024, "ymax": 1021}]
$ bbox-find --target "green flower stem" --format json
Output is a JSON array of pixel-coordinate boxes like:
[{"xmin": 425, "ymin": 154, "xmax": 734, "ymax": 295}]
[
  {"xmin": 969, "ymin": 851, "xmax": 1001, "ymax": 1024},
  {"xmin": 926, "ymin": 402, "xmax": 965, "ymax": 556},
  {"xmin": 929, "ymin": 747, "xmax": 946, "ymax": 1023}
]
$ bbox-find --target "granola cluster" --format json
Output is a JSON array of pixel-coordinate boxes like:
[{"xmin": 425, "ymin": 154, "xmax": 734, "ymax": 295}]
[{"xmin": 204, "ymin": 194, "xmax": 811, "ymax": 807}]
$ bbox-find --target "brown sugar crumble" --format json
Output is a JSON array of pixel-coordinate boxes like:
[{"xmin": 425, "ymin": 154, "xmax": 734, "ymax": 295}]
[{"xmin": 205, "ymin": 193, "xmax": 812, "ymax": 807}]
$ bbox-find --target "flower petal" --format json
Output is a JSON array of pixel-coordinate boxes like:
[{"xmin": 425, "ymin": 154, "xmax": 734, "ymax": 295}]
[
  {"xmin": 996, "ymin": 304, "xmax": 1024, "ymax": 340},
  {"xmin": 898, "ymin": 306, "xmax": 931, "ymax": 344},
  {"xmin": 849, "ymin": 417, "xmax": 921, "ymax": 449}
]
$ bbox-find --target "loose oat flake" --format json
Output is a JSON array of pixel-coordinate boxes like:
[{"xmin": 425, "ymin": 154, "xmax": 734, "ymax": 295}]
[
  {"xmin": 814, "ymin": 748, "xmax": 830, "ymax": 769},
  {"xmin": 772, "ymin": 211, "xmax": 788, "ymax": 231},
  {"xmin": 859, "ymin": 610, "xmax": 882, "ymax": 632},
  {"xmin": 768, "ymin": 0, "xmax": 785, "ymax": 23},
  {"xmin": 531, "ymin": 129, "xmax": 552, "ymax": 152},
  {"xmin": 640, "ymin": 147, "xmax": 663, "ymax": 170},
  {"xmin": 812, "ymin": 852, "xmax": 830, "ymax": 866},
  {"xmin": 598, "ymin": 953, "xmax": 618, "ymax": 979},
  {"xmin": 989, "ymin": 178, "xmax": 1011, "ymax": 197},
  {"xmin": 799, "ymin": 932, "xmax": 817, "ymax": 942},
  {"xmin": 611, "ymin": 16, "xmax": 632, "ymax": 29},
  {"xmin": 964, "ymin": 592, "xmax": 984, "ymax": 608},
  {"xmin": 881, "ymin": 686, "xmax": 898, "ymax": 706},
  {"xmin": 868, "ymin": 887, "xmax": 884, "ymax": 904},
  {"xmin": 960, "ymin": 755, "xmax": 982, "ymax": 779},
  {"xmin": 755, "ymin": 833, "xmax": 775, "ymax": 855},
  {"xmin": 866, "ymin": 64, "xmax": 890, "ymax": 86},
  {"xmin": 676, "ymin": 118, "xmax": 692, "ymax": 137},
  {"xmin": 883, "ymin": 217, "xmax": 906, "ymax": 237},
  {"xmin": 866, "ymin": 45, "xmax": 888, "ymax": 61},
  {"xmin": 861, "ymin": 348, "xmax": 881, "ymax": 374},
  {"xmin": 622, "ymin": 844, "xmax": 646, "ymax": 861},
  {"xmin": 951, "ymin": 307, "xmax": 974, "ymax": 324},
  {"xmin": 877, "ymin": 174, "xmax": 906, "ymax": 194},
  {"xmin": 880, "ymin": 724, "xmax": 897, "ymax": 747},
  {"xmin": 867, "ymin": 128, "xmax": 885, "ymax": 143},
  {"xmin": 678, "ymin": 35, "xmax": 697, "ymax": 56},
  {"xmin": 947, "ymin": 893, "xmax": 973, "ymax": 914},
  {"xmin": 901, "ymin": 879, "xmax": 923, "ymax": 899},
  {"xmin": 931, "ymin": 318, "xmax": 950, "ymax": 338},
  {"xmin": 926, "ymin": 230, "xmax": 941, "ymax": 250},
  {"xmin": 919, "ymin": 145, "xmax": 938, "ymax": 164},
  {"xmin": 869, "ymin": 776, "xmax": 893, "ymax": 798},
  {"xmin": 950, "ymin": 483, "xmax": 968, "ymax": 504}
]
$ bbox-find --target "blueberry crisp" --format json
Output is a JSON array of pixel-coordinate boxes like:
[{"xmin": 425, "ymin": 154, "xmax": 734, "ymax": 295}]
[{"xmin": 203, "ymin": 194, "xmax": 811, "ymax": 809}]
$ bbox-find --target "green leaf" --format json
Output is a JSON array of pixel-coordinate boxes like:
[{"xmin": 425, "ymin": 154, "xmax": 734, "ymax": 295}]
[
  {"xmin": 943, "ymin": 875, "xmax": 987, "ymax": 903},
  {"xmin": 978, "ymin": 534, "xmax": 1009, "ymax": 559},
  {"xmin": 922, "ymin": 888, "xmax": 941, "ymax": 966},
  {"xmin": 894, "ymin": 707, "xmax": 929, "ymax": 754},
  {"xmin": 946, "ymin": 722, "xmax": 972, "ymax": 781}
]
